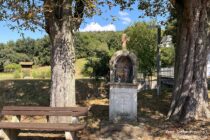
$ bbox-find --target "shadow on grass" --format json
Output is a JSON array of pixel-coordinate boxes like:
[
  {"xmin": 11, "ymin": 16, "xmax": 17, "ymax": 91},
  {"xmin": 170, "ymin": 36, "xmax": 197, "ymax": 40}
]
[
  {"xmin": 76, "ymin": 79, "xmax": 107, "ymax": 104},
  {"xmin": 0, "ymin": 80, "xmax": 51, "ymax": 108},
  {"xmin": 138, "ymin": 88, "xmax": 172, "ymax": 116},
  {"xmin": 79, "ymin": 88, "xmax": 175, "ymax": 140},
  {"xmin": 1, "ymin": 79, "xmax": 209, "ymax": 139},
  {"xmin": 0, "ymin": 79, "xmax": 107, "ymax": 109}
]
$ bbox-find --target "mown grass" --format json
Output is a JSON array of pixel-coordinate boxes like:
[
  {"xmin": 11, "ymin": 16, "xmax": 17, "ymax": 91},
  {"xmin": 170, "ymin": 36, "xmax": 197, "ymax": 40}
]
[
  {"xmin": 75, "ymin": 58, "xmax": 88, "ymax": 79},
  {"xmin": 0, "ymin": 72, "xmax": 14, "ymax": 80},
  {"xmin": 0, "ymin": 80, "xmax": 51, "ymax": 108},
  {"xmin": 0, "ymin": 58, "xmax": 88, "ymax": 80},
  {"xmin": 0, "ymin": 78, "xmax": 106, "ymax": 108}
]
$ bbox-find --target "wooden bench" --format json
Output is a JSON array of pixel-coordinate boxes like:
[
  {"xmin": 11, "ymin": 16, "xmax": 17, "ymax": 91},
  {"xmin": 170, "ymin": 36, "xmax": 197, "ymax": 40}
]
[{"xmin": 0, "ymin": 106, "xmax": 88, "ymax": 140}]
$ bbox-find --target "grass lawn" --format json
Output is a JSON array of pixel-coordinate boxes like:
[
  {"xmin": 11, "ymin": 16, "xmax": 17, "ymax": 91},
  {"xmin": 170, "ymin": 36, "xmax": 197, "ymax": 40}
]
[
  {"xmin": 0, "ymin": 80, "xmax": 51, "ymax": 107},
  {"xmin": 75, "ymin": 58, "xmax": 88, "ymax": 79},
  {"xmin": 0, "ymin": 79, "xmax": 209, "ymax": 139},
  {"xmin": 0, "ymin": 58, "xmax": 88, "ymax": 81},
  {"xmin": 0, "ymin": 72, "xmax": 14, "ymax": 80}
]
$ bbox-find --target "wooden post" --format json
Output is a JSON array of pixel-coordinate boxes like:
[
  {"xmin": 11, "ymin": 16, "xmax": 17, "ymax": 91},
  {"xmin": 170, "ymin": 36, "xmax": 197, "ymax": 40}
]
[
  {"xmin": 1, "ymin": 115, "xmax": 21, "ymax": 139},
  {"xmin": 0, "ymin": 129, "xmax": 19, "ymax": 140},
  {"xmin": 65, "ymin": 131, "xmax": 75, "ymax": 140},
  {"xmin": 0, "ymin": 129, "xmax": 10, "ymax": 140}
]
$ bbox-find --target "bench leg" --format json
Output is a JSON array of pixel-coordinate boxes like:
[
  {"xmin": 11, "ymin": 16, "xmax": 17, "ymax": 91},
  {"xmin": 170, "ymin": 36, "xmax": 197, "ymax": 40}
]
[
  {"xmin": 65, "ymin": 131, "xmax": 77, "ymax": 140},
  {"xmin": 12, "ymin": 115, "xmax": 20, "ymax": 122},
  {"xmin": 0, "ymin": 129, "xmax": 19, "ymax": 140}
]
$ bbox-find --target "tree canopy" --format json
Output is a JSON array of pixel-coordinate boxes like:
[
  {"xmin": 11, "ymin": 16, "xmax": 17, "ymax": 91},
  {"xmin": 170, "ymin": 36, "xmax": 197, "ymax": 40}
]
[
  {"xmin": 126, "ymin": 22, "xmax": 157, "ymax": 77},
  {"xmin": 0, "ymin": 36, "xmax": 50, "ymax": 70}
]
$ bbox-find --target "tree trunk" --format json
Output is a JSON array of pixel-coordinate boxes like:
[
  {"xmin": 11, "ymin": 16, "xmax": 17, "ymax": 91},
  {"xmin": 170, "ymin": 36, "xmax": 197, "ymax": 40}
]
[
  {"xmin": 50, "ymin": 31, "xmax": 76, "ymax": 123},
  {"xmin": 167, "ymin": 0, "xmax": 210, "ymax": 122},
  {"xmin": 47, "ymin": 14, "xmax": 76, "ymax": 122},
  {"xmin": 43, "ymin": 0, "xmax": 85, "ymax": 123}
]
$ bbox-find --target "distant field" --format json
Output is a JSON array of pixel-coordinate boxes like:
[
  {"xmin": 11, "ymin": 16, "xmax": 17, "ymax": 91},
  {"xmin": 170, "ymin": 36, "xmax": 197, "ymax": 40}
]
[
  {"xmin": 75, "ymin": 58, "xmax": 88, "ymax": 78},
  {"xmin": 0, "ymin": 58, "xmax": 88, "ymax": 80},
  {"xmin": 0, "ymin": 72, "xmax": 14, "ymax": 80}
]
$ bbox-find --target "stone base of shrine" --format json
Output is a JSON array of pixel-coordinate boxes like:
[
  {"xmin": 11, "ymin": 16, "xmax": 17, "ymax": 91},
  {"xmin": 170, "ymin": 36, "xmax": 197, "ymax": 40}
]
[{"xmin": 109, "ymin": 83, "xmax": 138, "ymax": 122}]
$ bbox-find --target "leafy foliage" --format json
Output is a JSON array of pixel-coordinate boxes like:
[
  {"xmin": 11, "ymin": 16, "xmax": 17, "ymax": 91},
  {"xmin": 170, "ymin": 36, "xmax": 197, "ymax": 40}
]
[
  {"xmin": 164, "ymin": 7, "xmax": 177, "ymax": 45},
  {"xmin": 0, "ymin": 0, "xmax": 134, "ymax": 33},
  {"xmin": 126, "ymin": 22, "xmax": 157, "ymax": 76},
  {"xmin": 13, "ymin": 70, "xmax": 21, "ymax": 79},
  {"xmin": 4, "ymin": 63, "xmax": 21, "ymax": 72},
  {"xmin": 83, "ymin": 51, "xmax": 111, "ymax": 80},
  {"xmin": 160, "ymin": 47, "xmax": 175, "ymax": 67},
  {"xmin": 75, "ymin": 31, "xmax": 121, "ymax": 58},
  {"xmin": 0, "ymin": 36, "xmax": 51, "ymax": 70},
  {"xmin": 78, "ymin": 31, "xmax": 122, "ymax": 79}
]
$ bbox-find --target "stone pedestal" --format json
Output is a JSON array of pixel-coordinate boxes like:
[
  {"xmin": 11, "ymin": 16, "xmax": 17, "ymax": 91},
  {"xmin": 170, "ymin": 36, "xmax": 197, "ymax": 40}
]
[{"xmin": 109, "ymin": 83, "xmax": 137, "ymax": 122}]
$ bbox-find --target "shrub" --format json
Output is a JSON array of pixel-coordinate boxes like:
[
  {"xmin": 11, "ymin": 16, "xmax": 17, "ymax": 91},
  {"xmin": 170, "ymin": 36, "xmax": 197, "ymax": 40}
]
[
  {"xmin": 22, "ymin": 70, "xmax": 31, "ymax": 78},
  {"xmin": 45, "ymin": 69, "xmax": 51, "ymax": 78},
  {"xmin": 4, "ymin": 63, "xmax": 21, "ymax": 72},
  {"xmin": 82, "ymin": 51, "xmax": 111, "ymax": 79},
  {"xmin": 40, "ymin": 71, "xmax": 46, "ymax": 79},
  {"xmin": 32, "ymin": 71, "xmax": 43, "ymax": 79},
  {"xmin": 32, "ymin": 71, "xmax": 38, "ymax": 78},
  {"xmin": 32, "ymin": 68, "xmax": 51, "ymax": 79},
  {"xmin": 13, "ymin": 71, "xmax": 21, "ymax": 79}
]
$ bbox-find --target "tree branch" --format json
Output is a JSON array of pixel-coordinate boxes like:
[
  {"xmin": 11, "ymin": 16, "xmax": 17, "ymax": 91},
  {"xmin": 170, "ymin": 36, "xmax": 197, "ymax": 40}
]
[{"xmin": 74, "ymin": 0, "xmax": 85, "ymax": 30}]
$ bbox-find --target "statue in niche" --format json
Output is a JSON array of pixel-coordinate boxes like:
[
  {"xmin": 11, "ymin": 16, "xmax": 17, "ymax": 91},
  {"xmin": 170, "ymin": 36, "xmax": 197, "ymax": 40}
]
[
  {"xmin": 114, "ymin": 56, "xmax": 133, "ymax": 83},
  {"xmin": 124, "ymin": 65, "xmax": 130, "ymax": 82}
]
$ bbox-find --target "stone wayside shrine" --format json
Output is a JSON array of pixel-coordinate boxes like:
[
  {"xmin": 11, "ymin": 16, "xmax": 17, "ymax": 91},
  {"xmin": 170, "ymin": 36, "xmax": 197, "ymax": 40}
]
[{"xmin": 109, "ymin": 33, "xmax": 138, "ymax": 122}]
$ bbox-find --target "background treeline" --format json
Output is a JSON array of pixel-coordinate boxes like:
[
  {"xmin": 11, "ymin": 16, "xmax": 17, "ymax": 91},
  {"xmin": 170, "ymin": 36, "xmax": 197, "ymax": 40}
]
[
  {"xmin": 0, "ymin": 22, "xmax": 175, "ymax": 79},
  {"xmin": 75, "ymin": 31, "xmax": 122, "ymax": 79},
  {"xmin": 0, "ymin": 36, "xmax": 51, "ymax": 71},
  {"xmin": 0, "ymin": 31, "xmax": 122, "ymax": 77}
]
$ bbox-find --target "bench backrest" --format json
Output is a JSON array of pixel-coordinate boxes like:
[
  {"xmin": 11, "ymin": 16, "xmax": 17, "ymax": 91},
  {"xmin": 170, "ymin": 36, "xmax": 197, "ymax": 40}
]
[{"xmin": 1, "ymin": 106, "xmax": 89, "ymax": 117}]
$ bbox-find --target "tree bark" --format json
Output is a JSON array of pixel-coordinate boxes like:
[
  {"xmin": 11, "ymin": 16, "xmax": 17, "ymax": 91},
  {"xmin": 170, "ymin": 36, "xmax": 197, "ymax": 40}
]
[
  {"xmin": 50, "ymin": 30, "xmax": 76, "ymax": 123},
  {"xmin": 44, "ymin": 0, "xmax": 79, "ymax": 123},
  {"xmin": 167, "ymin": 0, "xmax": 210, "ymax": 122}
]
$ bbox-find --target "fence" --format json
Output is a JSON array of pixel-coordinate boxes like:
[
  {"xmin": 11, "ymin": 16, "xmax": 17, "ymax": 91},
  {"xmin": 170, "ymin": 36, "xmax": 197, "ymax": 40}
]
[{"xmin": 160, "ymin": 67, "xmax": 174, "ymax": 78}]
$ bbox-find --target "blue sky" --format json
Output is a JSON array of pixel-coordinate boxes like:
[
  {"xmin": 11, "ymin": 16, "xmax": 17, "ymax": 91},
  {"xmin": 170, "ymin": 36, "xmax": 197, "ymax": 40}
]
[{"xmin": 0, "ymin": 3, "xmax": 167, "ymax": 43}]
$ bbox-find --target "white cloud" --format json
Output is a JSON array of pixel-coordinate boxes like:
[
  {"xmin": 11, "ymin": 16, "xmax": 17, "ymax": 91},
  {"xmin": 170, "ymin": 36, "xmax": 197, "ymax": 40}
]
[
  {"xmin": 118, "ymin": 11, "xmax": 132, "ymax": 25},
  {"xmin": 121, "ymin": 17, "xmax": 132, "ymax": 25},
  {"xmin": 119, "ymin": 11, "xmax": 129, "ymax": 16},
  {"xmin": 80, "ymin": 22, "xmax": 116, "ymax": 32}
]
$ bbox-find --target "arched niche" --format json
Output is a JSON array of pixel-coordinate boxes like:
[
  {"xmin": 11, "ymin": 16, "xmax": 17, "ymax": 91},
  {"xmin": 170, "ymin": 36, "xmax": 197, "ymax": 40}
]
[{"xmin": 110, "ymin": 50, "xmax": 138, "ymax": 84}]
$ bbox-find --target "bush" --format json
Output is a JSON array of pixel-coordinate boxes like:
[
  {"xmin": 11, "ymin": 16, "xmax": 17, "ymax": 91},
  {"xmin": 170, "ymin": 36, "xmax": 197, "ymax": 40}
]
[
  {"xmin": 4, "ymin": 63, "xmax": 21, "ymax": 72},
  {"xmin": 22, "ymin": 70, "xmax": 31, "ymax": 78},
  {"xmin": 32, "ymin": 68, "xmax": 51, "ymax": 79},
  {"xmin": 32, "ymin": 71, "xmax": 44, "ymax": 79},
  {"xmin": 126, "ymin": 22, "xmax": 157, "ymax": 76},
  {"xmin": 44, "ymin": 69, "xmax": 51, "ymax": 78},
  {"xmin": 13, "ymin": 71, "xmax": 21, "ymax": 79},
  {"xmin": 82, "ymin": 51, "xmax": 111, "ymax": 79},
  {"xmin": 32, "ymin": 71, "xmax": 38, "ymax": 78},
  {"xmin": 160, "ymin": 47, "xmax": 175, "ymax": 67}
]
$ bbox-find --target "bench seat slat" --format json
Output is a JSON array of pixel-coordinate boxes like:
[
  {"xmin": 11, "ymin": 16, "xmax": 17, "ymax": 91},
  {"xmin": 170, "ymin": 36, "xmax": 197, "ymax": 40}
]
[
  {"xmin": 3, "ymin": 106, "xmax": 88, "ymax": 112},
  {"xmin": 1, "ymin": 106, "xmax": 89, "ymax": 117},
  {"xmin": 0, "ymin": 122, "xmax": 86, "ymax": 131},
  {"xmin": 1, "ymin": 110, "xmax": 87, "ymax": 117}
]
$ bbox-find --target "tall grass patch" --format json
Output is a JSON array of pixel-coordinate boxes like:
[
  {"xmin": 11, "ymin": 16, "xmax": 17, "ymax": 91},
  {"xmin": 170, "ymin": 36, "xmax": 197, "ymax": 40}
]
[
  {"xmin": 32, "ymin": 66, "xmax": 51, "ymax": 79},
  {"xmin": 4, "ymin": 63, "xmax": 21, "ymax": 72}
]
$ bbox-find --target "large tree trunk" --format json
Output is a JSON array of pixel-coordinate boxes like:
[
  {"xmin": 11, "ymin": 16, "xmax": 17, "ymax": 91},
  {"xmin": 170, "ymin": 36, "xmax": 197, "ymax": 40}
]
[
  {"xmin": 50, "ymin": 29, "xmax": 76, "ymax": 123},
  {"xmin": 44, "ymin": 0, "xmax": 79, "ymax": 123},
  {"xmin": 167, "ymin": 0, "xmax": 210, "ymax": 122}
]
